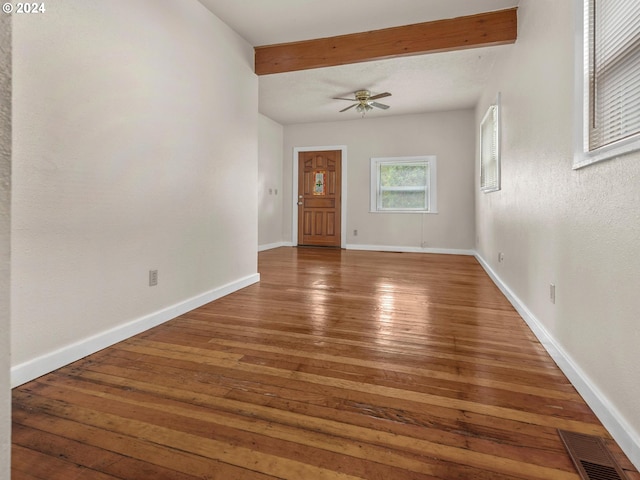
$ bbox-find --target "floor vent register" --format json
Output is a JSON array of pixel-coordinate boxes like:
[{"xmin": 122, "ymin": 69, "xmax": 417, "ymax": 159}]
[{"xmin": 558, "ymin": 430, "xmax": 630, "ymax": 480}]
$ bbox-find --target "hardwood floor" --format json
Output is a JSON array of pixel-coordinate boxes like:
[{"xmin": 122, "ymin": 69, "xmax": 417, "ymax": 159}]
[{"xmin": 12, "ymin": 247, "xmax": 639, "ymax": 479}]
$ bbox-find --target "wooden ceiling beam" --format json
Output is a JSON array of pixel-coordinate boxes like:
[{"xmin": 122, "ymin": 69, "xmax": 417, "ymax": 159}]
[{"xmin": 254, "ymin": 8, "xmax": 517, "ymax": 75}]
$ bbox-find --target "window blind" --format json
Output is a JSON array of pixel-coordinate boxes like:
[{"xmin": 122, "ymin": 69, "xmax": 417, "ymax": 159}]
[
  {"xmin": 480, "ymin": 104, "xmax": 499, "ymax": 192},
  {"xmin": 589, "ymin": 0, "xmax": 640, "ymax": 150}
]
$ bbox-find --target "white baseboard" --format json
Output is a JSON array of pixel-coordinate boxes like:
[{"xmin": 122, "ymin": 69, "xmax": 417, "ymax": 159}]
[
  {"xmin": 347, "ymin": 244, "xmax": 474, "ymax": 255},
  {"xmin": 258, "ymin": 242, "xmax": 289, "ymax": 252},
  {"xmin": 475, "ymin": 253, "xmax": 640, "ymax": 470},
  {"xmin": 264, "ymin": 243, "xmax": 473, "ymax": 255},
  {"xmin": 11, "ymin": 273, "xmax": 260, "ymax": 388}
]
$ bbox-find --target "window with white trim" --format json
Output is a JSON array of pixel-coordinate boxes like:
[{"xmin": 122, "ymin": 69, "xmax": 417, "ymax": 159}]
[
  {"xmin": 575, "ymin": 0, "xmax": 640, "ymax": 168},
  {"xmin": 480, "ymin": 97, "xmax": 500, "ymax": 193},
  {"xmin": 370, "ymin": 156, "xmax": 437, "ymax": 213}
]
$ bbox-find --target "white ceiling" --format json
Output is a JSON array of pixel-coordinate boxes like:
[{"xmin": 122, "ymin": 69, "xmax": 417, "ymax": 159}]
[{"xmin": 198, "ymin": 0, "xmax": 520, "ymax": 125}]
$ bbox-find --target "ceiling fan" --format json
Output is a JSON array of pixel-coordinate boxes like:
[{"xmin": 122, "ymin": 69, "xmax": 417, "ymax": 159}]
[{"xmin": 334, "ymin": 90, "xmax": 391, "ymax": 116}]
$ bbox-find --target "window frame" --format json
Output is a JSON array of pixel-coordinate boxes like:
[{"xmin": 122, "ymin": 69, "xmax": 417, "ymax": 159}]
[
  {"xmin": 369, "ymin": 156, "xmax": 438, "ymax": 214},
  {"xmin": 573, "ymin": 0, "xmax": 640, "ymax": 169},
  {"xmin": 480, "ymin": 94, "xmax": 501, "ymax": 193}
]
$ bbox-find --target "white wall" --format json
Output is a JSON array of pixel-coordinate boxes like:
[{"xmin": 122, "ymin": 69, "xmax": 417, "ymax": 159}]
[
  {"xmin": 284, "ymin": 111, "xmax": 476, "ymax": 252},
  {"xmin": 258, "ymin": 114, "xmax": 284, "ymax": 249},
  {"xmin": 0, "ymin": 12, "xmax": 11, "ymax": 480},
  {"xmin": 476, "ymin": 0, "xmax": 640, "ymax": 468},
  {"xmin": 11, "ymin": 0, "xmax": 259, "ymax": 383}
]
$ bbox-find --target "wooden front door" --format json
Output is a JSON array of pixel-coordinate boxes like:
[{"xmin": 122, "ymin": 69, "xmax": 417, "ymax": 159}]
[{"xmin": 297, "ymin": 150, "xmax": 342, "ymax": 247}]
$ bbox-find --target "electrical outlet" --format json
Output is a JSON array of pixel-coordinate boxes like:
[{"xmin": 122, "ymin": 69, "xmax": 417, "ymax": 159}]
[
  {"xmin": 421, "ymin": 241, "xmax": 428, "ymax": 248},
  {"xmin": 353, "ymin": 229, "xmax": 358, "ymax": 236},
  {"xmin": 498, "ymin": 252, "xmax": 504, "ymax": 263},
  {"xmin": 550, "ymin": 283, "xmax": 556, "ymax": 304},
  {"xmin": 149, "ymin": 269, "xmax": 158, "ymax": 286}
]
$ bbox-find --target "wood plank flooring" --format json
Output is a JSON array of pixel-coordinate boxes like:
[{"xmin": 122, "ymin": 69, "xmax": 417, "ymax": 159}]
[{"xmin": 12, "ymin": 247, "xmax": 639, "ymax": 479}]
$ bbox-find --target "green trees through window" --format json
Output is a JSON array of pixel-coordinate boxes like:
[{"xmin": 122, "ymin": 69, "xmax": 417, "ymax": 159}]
[
  {"xmin": 370, "ymin": 156, "xmax": 437, "ymax": 213},
  {"xmin": 379, "ymin": 163, "xmax": 429, "ymax": 210}
]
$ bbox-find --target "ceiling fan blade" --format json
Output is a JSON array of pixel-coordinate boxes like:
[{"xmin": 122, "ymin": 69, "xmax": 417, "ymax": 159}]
[
  {"xmin": 339, "ymin": 103, "xmax": 357, "ymax": 113},
  {"xmin": 369, "ymin": 92, "xmax": 391, "ymax": 100},
  {"xmin": 371, "ymin": 102, "xmax": 390, "ymax": 110},
  {"xmin": 333, "ymin": 97, "xmax": 357, "ymax": 101}
]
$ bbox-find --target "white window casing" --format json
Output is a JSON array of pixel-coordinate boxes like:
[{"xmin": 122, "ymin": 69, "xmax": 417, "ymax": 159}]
[
  {"xmin": 370, "ymin": 156, "xmax": 438, "ymax": 213},
  {"xmin": 574, "ymin": 0, "xmax": 640, "ymax": 168},
  {"xmin": 480, "ymin": 95, "xmax": 501, "ymax": 193}
]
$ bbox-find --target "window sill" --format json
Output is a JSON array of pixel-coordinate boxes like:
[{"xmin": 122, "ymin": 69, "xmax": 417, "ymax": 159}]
[{"xmin": 574, "ymin": 135, "xmax": 640, "ymax": 170}]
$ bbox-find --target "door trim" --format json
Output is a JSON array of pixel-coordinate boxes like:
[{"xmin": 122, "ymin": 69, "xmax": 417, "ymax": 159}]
[{"xmin": 292, "ymin": 145, "xmax": 347, "ymax": 248}]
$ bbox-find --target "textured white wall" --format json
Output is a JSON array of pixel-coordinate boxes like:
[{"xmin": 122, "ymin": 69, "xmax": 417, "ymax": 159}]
[
  {"xmin": 283, "ymin": 111, "xmax": 476, "ymax": 250},
  {"xmin": 258, "ymin": 114, "xmax": 284, "ymax": 247},
  {"xmin": 0, "ymin": 11, "xmax": 11, "ymax": 480},
  {"xmin": 12, "ymin": 1, "xmax": 258, "ymax": 368},
  {"xmin": 476, "ymin": 0, "xmax": 640, "ymax": 466}
]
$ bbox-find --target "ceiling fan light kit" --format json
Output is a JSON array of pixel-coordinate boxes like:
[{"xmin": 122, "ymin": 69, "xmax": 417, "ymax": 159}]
[{"xmin": 334, "ymin": 90, "xmax": 391, "ymax": 117}]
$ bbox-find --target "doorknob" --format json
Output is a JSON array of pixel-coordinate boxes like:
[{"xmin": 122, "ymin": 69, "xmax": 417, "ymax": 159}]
[{"xmin": 297, "ymin": 201, "xmax": 303, "ymax": 206}]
